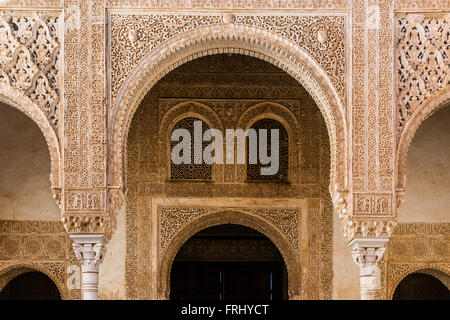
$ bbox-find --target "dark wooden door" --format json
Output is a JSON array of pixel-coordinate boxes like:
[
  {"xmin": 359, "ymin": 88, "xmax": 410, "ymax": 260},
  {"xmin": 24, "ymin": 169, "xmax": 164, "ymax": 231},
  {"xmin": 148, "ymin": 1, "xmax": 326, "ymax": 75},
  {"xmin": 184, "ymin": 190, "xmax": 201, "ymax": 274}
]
[{"xmin": 171, "ymin": 261, "xmax": 283, "ymax": 300}]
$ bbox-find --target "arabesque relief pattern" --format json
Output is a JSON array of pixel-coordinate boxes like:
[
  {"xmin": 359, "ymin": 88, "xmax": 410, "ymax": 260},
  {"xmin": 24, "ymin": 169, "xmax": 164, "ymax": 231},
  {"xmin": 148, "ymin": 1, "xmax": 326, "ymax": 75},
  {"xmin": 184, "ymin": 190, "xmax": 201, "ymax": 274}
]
[
  {"xmin": 397, "ymin": 13, "xmax": 450, "ymax": 136},
  {"xmin": 60, "ymin": 0, "xmax": 109, "ymax": 238},
  {"xmin": 351, "ymin": 0, "xmax": 395, "ymax": 195},
  {"xmin": 0, "ymin": 221, "xmax": 81, "ymax": 300},
  {"xmin": 125, "ymin": 55, "xmax": 333, "ymax": 299},
  {"xmin": 106, "ymin": 0, "xmax": 351, "ymax": 9},
  {"xmin": 105, "ymin": 0, "xmax": 447, "ymax": 9},
  {"xmin": 0, "ymin": 0, "xmax": 448, "ymax": 301},
  {"xmin": 376, "ymin": 223, "xmax": 450, "ymax": 299},
  {"xmin": 160, "ymin": 207, "xmax": 299, "ymax": 253},
  {"xmin": 110, "ymin": 13, "xmax": 346, "ymax": 108},
  {"xmin": 0, "ymin": 11, "xmax": 61, "ymax": 127}
]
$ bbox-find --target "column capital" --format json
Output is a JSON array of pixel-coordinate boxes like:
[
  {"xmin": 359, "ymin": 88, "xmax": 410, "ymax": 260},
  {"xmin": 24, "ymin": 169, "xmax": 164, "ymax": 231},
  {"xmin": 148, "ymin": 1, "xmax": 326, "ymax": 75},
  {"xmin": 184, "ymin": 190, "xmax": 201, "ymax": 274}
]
[
  {"xmin": 70, "ymin": 234, "xmax": 108, "ymax": 270},
  {"xmin": 349, "ymin": 238, "xmax": 388, "ymax": 300},
  {"xmin": 69, "ymin": 234, "xmax": 109, "ymax": 300}
]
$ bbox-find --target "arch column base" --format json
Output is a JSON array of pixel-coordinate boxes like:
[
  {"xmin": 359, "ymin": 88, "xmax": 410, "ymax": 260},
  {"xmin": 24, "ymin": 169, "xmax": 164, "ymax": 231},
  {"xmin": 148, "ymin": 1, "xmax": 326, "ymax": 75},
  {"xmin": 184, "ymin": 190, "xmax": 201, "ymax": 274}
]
[{"xmin": 70, "ymin": 234, "xmax": 109, "ymax": 300}]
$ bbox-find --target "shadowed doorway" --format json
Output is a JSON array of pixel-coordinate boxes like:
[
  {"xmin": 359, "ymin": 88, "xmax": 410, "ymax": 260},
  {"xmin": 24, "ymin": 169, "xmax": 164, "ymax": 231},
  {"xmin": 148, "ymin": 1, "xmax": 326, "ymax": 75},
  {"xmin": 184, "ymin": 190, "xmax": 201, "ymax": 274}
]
[
  {"xmin": 393, "ymin": 273, "xmax": 450, "ymax": 300},
  {"xmin": 0, "ymin": 271, "xmax": 61, "ymax": 300},
  {"xmin": 170, "ymin": 224, "xmax": 288, "ymax": 300}
]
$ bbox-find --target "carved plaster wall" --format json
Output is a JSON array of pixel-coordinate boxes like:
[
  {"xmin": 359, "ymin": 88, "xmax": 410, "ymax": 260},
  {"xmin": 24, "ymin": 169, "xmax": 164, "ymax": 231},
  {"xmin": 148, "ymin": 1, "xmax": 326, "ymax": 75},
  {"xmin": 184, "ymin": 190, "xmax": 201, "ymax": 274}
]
[
  {"xmin": 124, "ymin": 54, "xmax": 333, "ymax": 300},
  {"xmin": 396, "ymin": 13, "xmax": 450, "ymax": 196},
  {"xmin": 109, "ymin": 12, "xmax": 348, "ymax": 201},
  {"xmin": 0, "ymin": 0, "xmax": 448, "ymax": 301},
  {"xmin": 0, "ymin": 221, "xmax": 81, "ymax": 300},
  {"xmin": 377, "ymin": 223, "xmax": 450, "ymax": 299}
]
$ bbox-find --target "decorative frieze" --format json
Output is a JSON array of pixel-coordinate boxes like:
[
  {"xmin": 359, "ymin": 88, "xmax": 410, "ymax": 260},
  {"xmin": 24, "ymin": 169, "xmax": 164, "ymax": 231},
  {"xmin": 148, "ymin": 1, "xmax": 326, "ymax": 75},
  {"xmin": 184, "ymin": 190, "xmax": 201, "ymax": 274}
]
[
  {"xmin": 64, "ymin": 189, "xmax": 105, "ymax": 212},
  {"xmin": 353, "ymin": 193, "xmax": 393, "ymax": 216},
  {"xmin": 394, "ymin": 0, "xmax": 450, "ymax": 9},
  {"xmin": 106, "ymin": 0, "xmax": 351, "ymax": 9}
]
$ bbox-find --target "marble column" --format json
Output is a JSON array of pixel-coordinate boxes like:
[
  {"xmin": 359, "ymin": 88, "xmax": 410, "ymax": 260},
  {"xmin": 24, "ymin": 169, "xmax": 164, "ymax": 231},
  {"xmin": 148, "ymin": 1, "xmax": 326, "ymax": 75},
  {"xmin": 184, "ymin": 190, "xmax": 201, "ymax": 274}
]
[
  {"xmin": 70, "ymin": 234, "xmax": 109, "ymax": 300},
  {"xmin": 349, "ymin": 238, "xmax": 388, "ymax": 300}
]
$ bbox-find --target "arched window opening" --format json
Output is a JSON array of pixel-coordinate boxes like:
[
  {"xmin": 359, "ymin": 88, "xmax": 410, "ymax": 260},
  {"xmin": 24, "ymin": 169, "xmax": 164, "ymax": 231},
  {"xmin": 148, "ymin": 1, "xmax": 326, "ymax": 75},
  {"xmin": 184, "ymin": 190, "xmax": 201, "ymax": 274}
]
[
  {"xmin": 246, "ymin": 118, "xmax": 288, "ymax": 182},
  {"xmin": 170, "ymin": 117, "xmax": 212, "ymax": 180}
]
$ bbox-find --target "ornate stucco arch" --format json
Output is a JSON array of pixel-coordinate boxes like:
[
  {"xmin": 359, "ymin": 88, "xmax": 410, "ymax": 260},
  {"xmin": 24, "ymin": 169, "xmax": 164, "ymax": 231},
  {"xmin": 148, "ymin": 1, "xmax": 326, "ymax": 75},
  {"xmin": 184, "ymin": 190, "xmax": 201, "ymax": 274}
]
[
  {"xmin": 0, "ymin": 84, "xmax": 60, "ymax": 188},
  {"xmin": 0, "ymin": 263, "xmax": 66, "ymax": 300},
  {"xmin": 158, "ymin": 210, "xmax": 300, "ymax": 300},
  {"xmin": 158, "ymin": 100, "xmax": 224, "ymax": 140},
  {"xmin": 396, "ymin": 87, "xmax": 450, "ymax": 196},
  {"xmin": 237, "ymin": 101, "xmax": 300, "ymax": 139},
  {"xmin": 236, "ymin": 101, "xmax": 301, "ymax": 183},
  {"xmin": 111, "ymin": 23, "xmax": 347, "ymax": 196},
  {"xmin": 388, "ymin": 265, "xmax": 450, "ymax": 299}
]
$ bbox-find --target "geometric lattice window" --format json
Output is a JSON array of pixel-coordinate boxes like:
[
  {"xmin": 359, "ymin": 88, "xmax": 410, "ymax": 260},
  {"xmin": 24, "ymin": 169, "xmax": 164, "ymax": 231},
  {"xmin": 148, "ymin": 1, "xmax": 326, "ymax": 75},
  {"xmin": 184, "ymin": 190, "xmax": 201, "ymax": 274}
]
[
  {"xmin": 170, "ymin": 117, "xmax": 212, "ymax": 180},
  {"xmin": 246, "ymin": 118, "xmax": 288, "ymax": 182}
]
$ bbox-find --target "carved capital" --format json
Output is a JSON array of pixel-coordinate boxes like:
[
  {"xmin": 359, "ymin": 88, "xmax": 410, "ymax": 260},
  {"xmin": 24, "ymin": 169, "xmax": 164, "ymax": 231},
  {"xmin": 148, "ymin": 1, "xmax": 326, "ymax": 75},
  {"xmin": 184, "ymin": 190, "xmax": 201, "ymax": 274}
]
[
  {"xmin": 72, "ymin": 242, "xmax": 106, "ymax": 272},
  {"xmin": 349, "ymin": 238, "xmax": 388, "ymax": 300},
  {"xmin": 62, "ymin": 212, "xmax": 114, "ymax": 239},
  {"xmin": 70, "ymin": 234, "xmax": 108, "ymax": 300},
  {"xmin": 352, "ymin": 246, "xmax": 386, "ymax": 276}
]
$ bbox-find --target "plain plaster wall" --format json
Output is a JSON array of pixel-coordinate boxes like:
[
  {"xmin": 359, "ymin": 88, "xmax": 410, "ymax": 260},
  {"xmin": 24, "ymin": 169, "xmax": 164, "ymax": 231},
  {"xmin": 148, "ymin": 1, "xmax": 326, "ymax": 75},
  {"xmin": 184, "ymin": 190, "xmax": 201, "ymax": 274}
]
[
  {"xmin": 332, "ymin": 214, "xmax": 361, "ymax": 299},
  {"xmin": 0, "ymin": 102, "xmax": 59, "ymax": 221},
  {"xmin": 399, "ymin": 106, "xmax": 450, "ymax": 223}
]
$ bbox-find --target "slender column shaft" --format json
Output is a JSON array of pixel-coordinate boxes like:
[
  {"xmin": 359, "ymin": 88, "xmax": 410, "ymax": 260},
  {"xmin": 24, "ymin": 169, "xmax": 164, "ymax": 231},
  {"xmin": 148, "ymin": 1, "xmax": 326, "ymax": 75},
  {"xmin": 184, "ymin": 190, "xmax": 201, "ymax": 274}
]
[
  {"xmin": 349, "ymin": 238, "xmax": 387, "ymax": 300},
  {"xmin": 70, "ymin": 234, "xmax": 108, "ymax": 300}
]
